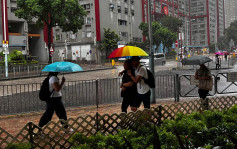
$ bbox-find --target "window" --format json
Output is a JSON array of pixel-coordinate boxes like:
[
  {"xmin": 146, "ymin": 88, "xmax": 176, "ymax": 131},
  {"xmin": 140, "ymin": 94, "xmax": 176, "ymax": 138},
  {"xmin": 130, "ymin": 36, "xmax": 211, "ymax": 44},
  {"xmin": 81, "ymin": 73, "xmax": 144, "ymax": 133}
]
[
  {"xmin": 87, "ymin": 31, "xmax": 92, "ymax": 37},
  {"xmin": 118, "ymin": 6, "xmax": 121, "ymax": 13},
  {"xmin": 131, "ymin": 10, "xmax": 134, "ymax": 16},
  {"xmin": 82, "ymin": 4, "xmax": 90, "ymax": 10},
  {"xmin": 110, "ymin": 4, "xmax": 114, "ymax": 11},
  {"xmin": 125, "ymin": 8, "xmax": 128, "ymax": 14},
  {"xmin": 120, "ymin": 32, "xmax": 128, "ymax": 38},
  {"xmin": 82, "ymin": 32, "xmax": 85, "ymax": 38},
  {"xmin": 70, "ymin": 34, "xmax": 76, "ymax": 39},
  {"xmin": 118, "ymin": 19, "xmax": 127, "ymax": 26},
  {"xmin": 55, "ymin": 34, "xmax": 62, "ymax": 41},
  {"xmin": 86, "ymin": 17, "xmax": 92, "ymax": 25}
]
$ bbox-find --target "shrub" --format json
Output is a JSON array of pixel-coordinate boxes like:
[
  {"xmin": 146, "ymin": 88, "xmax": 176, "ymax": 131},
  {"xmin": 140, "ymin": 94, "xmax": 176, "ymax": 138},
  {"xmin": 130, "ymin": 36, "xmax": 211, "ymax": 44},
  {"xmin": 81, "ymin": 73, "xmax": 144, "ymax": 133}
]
[
  {"xmin": 6, "ymin": 143, "xmax": 31, "ymax": 149},
  {"xmin": 70, "ymin": 106, "xmax": 237, "ymax": 148}
]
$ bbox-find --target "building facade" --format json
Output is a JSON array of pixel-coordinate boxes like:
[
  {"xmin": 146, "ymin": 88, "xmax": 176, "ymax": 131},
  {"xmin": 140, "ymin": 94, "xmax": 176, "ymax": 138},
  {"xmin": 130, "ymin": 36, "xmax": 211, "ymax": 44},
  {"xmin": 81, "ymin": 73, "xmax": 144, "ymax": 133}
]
[
  {"xmin": 0, "ymin": 0, "xmax": 46, "ymax": 62},
  {"xmin": 142, "ymin": 0, "xmax": 225, "ymax": 51},
  {"xmin": 52, "ymin": 0, "xmax": 143, "ymax": 62},
  {"xmin": 224, "ymin": 0, "xmax": 237, "ymax": 28},
  {"xmin": 0, "ymin": 0, "xmax": 143, "ymax": 63}
]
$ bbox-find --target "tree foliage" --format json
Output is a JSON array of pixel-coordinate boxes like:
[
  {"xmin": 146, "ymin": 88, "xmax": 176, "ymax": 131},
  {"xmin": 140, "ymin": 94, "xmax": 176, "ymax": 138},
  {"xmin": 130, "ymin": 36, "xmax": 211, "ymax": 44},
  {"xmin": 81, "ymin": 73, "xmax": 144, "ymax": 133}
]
[
  {"xmin": 209, "ymin": 43, "xmax": 216, "ymax": 53},
  {"xmin": 139, "ymin": 22, "xmax": 177, "ymax": 52},
  {"xmin": 99, "ymin": 28, "xmax": 120, "ymax": 57},
  {"xmin": 160, "ymin": 16, "xmax": 183, "ymax": 33},
  {"xmin": 217, "ymin": 36, "xmax": 229, "ymax": 51},
  {"xmin": 14, "ymin": 0, "xmax": 87, "ymax": 63},
  {"xmin": 225, "ymin": 20, "xmax": 237, "ymax": 45}
]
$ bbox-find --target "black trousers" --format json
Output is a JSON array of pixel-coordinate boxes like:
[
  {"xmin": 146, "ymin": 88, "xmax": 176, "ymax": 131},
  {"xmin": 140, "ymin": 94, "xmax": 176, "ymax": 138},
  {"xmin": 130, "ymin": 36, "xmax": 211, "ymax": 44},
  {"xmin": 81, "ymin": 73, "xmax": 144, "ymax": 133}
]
[
  {"xmin": 39, "ymin": 97, "xmax": 67, "ymax": 128},
  {"xmin": 198, "ymin": 89, "xmax": 209, "ymax": 99},
  {"xmin": 121, "ymin": 95, "xmax": 133, "ymax": 113}
]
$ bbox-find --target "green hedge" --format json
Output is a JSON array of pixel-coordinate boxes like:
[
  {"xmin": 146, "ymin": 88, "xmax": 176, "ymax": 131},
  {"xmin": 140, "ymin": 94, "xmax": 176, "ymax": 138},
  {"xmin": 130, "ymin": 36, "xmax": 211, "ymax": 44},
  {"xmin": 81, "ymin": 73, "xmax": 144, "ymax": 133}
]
[{"xmin": 70, "ymin": 105, "xmax": 237, "ymax": 149}]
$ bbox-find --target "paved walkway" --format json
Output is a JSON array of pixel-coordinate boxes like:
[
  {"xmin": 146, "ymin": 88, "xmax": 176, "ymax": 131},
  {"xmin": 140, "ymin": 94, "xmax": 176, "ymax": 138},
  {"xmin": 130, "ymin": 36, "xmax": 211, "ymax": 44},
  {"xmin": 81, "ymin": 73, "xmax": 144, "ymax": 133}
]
[{"xmin": 0, "ymin": 97, "xmax": 197, "ymax": 137}]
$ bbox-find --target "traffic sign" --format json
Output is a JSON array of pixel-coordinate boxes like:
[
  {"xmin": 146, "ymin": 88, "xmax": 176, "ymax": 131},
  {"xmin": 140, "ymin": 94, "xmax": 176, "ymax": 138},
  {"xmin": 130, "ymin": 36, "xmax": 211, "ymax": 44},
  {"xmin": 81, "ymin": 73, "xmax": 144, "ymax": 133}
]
[
  {"xmin": 50, "ymin": 46, "xmax": 54, "ymax": 52},
  {"xmin": 3, "ymin": 43, "xmax": 8, "ymax": 48},
  {"xmin": 175, "ymin": 40, "xmax": 178, "ymax": 47}
]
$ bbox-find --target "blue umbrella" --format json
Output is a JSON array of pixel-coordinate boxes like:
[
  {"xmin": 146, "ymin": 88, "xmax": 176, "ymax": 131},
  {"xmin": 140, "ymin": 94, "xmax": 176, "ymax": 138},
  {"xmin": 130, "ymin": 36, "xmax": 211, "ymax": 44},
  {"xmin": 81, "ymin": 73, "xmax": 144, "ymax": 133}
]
[{"xmin": 42, "ymin": 61, "xmax": 83, "ymax": 72}]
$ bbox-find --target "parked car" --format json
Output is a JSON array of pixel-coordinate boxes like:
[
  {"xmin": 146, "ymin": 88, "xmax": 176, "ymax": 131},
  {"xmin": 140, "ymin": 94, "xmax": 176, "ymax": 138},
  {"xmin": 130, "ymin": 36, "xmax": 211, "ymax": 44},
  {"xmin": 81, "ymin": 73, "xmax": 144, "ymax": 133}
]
[{"xmin": 140, "ymin": 53, "xmax": 166, "ymax": 67}]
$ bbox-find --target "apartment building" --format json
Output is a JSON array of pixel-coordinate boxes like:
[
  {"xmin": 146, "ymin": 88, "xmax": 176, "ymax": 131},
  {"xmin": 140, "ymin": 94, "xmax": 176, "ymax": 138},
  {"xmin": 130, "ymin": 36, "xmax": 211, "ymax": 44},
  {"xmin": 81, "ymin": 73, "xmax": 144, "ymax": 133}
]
[
  {"xmin": 142, "ymin": 0, "xmax": 225, "ymax": 50},
  {"xmin": 224, "ymin": 0, "xmax": 237, "ymax": 28},
  {"xmin": 53, "ymin": 0, "xmax": 143, "ymax": 62},
  {"xmin": 0, "ymin": 0, "xmax": 143, "ymax": 63},
  {"xmin": 0, "ymin": 0, "xmax": 46, "ymax": 62}
]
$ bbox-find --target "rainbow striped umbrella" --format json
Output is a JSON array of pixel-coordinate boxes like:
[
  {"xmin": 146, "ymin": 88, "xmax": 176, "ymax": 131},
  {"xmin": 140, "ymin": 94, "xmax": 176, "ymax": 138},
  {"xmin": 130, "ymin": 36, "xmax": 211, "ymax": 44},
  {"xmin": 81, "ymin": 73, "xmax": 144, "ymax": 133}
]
[{"xmin": 107, "ymin": 46, "xmax": 148, "ymax": 59}]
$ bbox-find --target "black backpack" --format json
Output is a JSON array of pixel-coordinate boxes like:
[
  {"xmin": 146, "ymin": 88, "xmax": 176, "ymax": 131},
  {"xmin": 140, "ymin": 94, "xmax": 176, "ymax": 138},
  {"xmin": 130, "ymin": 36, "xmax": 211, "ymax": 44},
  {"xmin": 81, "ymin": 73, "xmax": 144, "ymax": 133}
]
[
  {"xmin": 39, "ymin": 76, "xmax": 54, "ymax": 101},
  {"xmin": 138, "ymin": 65, "xmax": 155, "ymax": 88},
  {"xmin": 138, "ymin": 65, "xmax": 156, "ymax": 88}
]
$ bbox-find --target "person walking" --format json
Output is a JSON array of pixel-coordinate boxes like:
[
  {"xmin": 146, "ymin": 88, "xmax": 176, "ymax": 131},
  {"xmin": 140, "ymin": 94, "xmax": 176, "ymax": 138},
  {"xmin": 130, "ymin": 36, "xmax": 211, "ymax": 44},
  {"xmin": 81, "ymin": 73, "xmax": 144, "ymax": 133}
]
[
  {"xmin": 127, "ymin": 56, "xmax": 150, "ymax": 112},
  {"xmin": 195, "ymin": 64, "xmax": 212, "ymax": 110},
  {"xmin": 120, "ymin": 59, "xmax": 137, "ymax": 113},
  {"xmin": 215, "ymin": 54, "xmax": 220, "ymax": 70},
  {"xmin": 39, "ymin": 72, "xmax": 69, "ymax": 129}
]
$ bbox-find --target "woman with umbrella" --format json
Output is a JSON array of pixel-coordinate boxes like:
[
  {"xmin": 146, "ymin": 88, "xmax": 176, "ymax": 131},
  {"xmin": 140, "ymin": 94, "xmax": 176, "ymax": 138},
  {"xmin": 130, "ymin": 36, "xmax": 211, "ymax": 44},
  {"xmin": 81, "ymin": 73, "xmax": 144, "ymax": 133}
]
[
  {"xmin": 195, "ymin": 64, "xmax": 212, "ymax": 110},
  {"xmin": 215, "ymin": 54, "xmax": 220, "ymax": 70},
  {"xmin": 39, "ymin": 72, "xmax": 68, "ymax": 129}
]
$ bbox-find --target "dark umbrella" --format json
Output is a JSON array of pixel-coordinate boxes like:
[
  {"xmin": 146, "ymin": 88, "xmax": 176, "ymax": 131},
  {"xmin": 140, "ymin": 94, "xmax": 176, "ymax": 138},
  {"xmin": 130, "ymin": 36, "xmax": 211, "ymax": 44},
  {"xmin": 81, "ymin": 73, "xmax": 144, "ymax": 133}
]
[{"xmin": 181, "ymin": 55, "xmax": 212, "ymax": 65}]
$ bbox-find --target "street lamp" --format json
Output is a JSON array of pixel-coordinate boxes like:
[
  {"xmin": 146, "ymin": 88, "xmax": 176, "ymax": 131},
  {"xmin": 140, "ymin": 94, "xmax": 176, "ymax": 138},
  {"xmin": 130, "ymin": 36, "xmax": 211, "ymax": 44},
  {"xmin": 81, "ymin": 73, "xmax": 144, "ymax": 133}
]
[
  {"xmin": 148, "ymin": 0, "xmax": 155, "ymax": 103},
  {"xmin": 186, "ymin": 20, "xmax": 189, "ymax": 55}
]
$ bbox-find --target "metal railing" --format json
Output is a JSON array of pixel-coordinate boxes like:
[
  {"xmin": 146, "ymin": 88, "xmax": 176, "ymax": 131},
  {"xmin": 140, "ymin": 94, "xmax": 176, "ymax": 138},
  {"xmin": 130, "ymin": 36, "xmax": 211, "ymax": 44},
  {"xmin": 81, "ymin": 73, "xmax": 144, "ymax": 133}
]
[
  {"xmin": 0, "ymin": 63, "xmax": 113, "ymax": 79},
  {"xmin": 177, "ymin": 72, "xmax": 237, "ymax": 98},
  {"xmin": 0, "ymin": 75, "xmax": 175, "ymax": 115}
]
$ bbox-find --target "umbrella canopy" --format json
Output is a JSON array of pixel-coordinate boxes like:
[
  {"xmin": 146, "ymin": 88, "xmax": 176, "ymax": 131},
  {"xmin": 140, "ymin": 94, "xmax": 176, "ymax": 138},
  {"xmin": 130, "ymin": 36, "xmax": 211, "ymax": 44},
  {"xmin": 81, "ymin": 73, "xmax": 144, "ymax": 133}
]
[
  {"xmin": 107, "ymin": 46, "xmax": 148, "ymax": 59},
  {"xmin": 215, "ymin": 52, "xmax": 224, "ymax": 55},
  {"xmin": 42, "ymin": 61, "xmax": 83, "ymax": 72},
  {"xmin": 223, "ymin": 51, "xmax": 229, "ymax": 55},
  {"xmin": 181, "ymin": 55, "xmax": 212, "ymax": 65}
]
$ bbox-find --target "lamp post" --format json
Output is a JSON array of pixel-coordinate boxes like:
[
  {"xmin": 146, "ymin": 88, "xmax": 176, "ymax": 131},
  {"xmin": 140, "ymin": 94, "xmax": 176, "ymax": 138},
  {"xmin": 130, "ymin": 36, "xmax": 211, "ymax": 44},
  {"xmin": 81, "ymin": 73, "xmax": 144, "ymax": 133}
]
[
  {"xmin": 148, "ymin": 0, "xmax": 155, "ymax": 103},
  {"xmin": 186, "ymin": 20, "xmax": 189, "ymax": 56},
  {"xmin": 2, "ymin": 0, "xmax": 9, "ymax": 78}
]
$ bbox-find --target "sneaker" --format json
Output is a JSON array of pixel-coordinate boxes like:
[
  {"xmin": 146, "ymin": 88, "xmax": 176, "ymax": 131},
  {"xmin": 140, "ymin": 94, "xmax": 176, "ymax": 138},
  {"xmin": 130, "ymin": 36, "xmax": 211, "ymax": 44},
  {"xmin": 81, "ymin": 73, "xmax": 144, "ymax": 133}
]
[
  {"xmin": 65, "ymin": 128, "xmax": 74, "ymax": 134},
  {"xmin": 33, "ymin": 131, "xmax": 45, "ymax": 138}
]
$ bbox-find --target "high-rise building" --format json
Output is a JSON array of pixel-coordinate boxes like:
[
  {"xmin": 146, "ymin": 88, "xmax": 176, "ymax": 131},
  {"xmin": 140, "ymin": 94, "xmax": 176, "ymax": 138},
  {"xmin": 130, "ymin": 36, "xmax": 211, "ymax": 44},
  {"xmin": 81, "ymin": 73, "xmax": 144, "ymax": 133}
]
[
  {"xmin": 142, "ymin": 0, "xmax": 225, "ymax": 50},
  {"xmin": 224, "ymin": 0, "xmax": 237, "ymax": 28}
]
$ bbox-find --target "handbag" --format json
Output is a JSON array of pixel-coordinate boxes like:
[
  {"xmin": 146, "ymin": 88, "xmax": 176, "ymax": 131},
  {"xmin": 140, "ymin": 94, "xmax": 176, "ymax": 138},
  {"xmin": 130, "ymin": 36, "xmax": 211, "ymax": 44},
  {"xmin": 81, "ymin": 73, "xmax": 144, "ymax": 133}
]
[{"xmin": 198, "ymin": 78, "xmax": 213, "ymax": 91}]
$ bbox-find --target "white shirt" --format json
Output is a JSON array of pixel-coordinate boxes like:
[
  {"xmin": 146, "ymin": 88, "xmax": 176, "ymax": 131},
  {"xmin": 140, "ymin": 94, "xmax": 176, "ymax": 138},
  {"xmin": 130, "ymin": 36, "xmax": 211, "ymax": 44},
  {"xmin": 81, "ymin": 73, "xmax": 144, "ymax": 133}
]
[
  {"xmin": 135, "ymin": 64, "xmax": 150, "ymax": 94},
  {"xmin": 49, "ymin": 76, "xmax": 62, "ymax": 97}
]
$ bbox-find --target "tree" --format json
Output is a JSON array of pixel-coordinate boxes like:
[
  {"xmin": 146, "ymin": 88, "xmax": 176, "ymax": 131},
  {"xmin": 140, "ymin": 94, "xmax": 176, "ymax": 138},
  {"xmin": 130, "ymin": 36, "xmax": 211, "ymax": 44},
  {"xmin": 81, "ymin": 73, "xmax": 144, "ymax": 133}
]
[
  {"xmin": 209, "ymin": 43, "xmax": 215, "ymax": 53},
  {"xmin": 14, "ymin": 0, "xmax": 87, "ymax": 63},
  {"xmin": 225, "ymin": 20, "xmax": 237, "ymax": 46},
  {"xmin": 160, "ymin": 16, "xmax": 183, "ymax": 33},
  {"xmin": 217, "ymin": 36, "xmax": 229, "ymax": 51},
  {"xmin": 139, "ymin": 22, "xmax": 177, "ymax": 53},
  {"xmin": 99, "ymin": 28, "xmax": 120, "ymax": 58},
  {"xmin": 127, "ymin": 41, "xmax": 149, "ymax": 53}
]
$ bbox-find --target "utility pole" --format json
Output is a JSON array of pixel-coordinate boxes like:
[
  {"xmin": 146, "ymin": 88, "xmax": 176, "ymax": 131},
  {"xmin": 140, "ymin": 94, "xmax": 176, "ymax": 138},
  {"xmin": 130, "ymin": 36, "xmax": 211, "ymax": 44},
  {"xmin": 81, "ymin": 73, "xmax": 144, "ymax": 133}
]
[{"xmin": 148, "ymin": 0, "xmax": 155, "ymax": 103}]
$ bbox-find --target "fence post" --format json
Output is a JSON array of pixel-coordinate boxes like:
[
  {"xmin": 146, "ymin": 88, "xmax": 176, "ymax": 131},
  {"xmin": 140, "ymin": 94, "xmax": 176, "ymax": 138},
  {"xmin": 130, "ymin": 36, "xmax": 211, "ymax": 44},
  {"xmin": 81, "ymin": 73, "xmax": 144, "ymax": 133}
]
[
  {"xmin": 158, "ymin": 105, "xmax": 162, "ymax": 126},
  {"xmin": 175, "ymin": 74, "xmax": 180, "ymax": 102},
  {"xmin": 96, "ymin": 79, "xmax": 99, "ymax": 132},
  {"xmin": 28, "ymin": 122, "xmax": 34, "ymax": 146}
]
